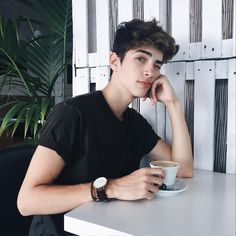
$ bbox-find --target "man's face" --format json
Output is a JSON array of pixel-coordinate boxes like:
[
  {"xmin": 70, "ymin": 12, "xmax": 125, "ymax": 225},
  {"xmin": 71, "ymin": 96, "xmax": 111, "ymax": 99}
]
[{"xmin": 116, "ymin": 46, "xmax": 163, "ymax": 99}]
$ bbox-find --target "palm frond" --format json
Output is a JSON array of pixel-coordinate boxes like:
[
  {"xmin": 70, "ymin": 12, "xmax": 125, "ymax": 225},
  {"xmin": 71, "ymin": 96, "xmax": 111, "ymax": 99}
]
[{"xmin": 0, "ymin": 101, "xmax": 27, "ymax": 136}]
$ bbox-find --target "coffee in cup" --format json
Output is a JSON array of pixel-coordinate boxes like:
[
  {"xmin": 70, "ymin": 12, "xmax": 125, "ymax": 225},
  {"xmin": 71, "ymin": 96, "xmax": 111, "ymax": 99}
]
[{"xmin": 150, "ymin": 160, "xmax": 180, "ymax": 187}]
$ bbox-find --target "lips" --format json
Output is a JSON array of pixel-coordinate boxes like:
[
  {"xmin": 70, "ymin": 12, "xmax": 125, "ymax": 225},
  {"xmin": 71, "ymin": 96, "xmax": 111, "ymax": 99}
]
[{"xmin": 137, "ymin": 80, "xmax": 152, "ymax": 88}]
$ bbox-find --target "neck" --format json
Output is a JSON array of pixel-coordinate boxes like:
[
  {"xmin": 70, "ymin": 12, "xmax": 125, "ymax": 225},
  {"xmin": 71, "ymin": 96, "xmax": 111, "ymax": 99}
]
[{"xmin": 102, "ymin": 78, "xmax": 134, "ymax": 121}]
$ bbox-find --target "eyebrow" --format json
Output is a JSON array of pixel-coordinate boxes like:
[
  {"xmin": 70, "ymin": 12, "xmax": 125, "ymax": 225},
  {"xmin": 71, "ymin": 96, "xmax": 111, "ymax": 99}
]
[{"xmin": 135, "ymin": 49, "xmax": 163, "ymax": 65}]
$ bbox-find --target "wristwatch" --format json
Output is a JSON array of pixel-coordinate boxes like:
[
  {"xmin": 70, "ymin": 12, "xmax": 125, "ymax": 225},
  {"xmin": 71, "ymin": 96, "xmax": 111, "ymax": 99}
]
[{"xmin": 91, "ymin": 177, "xmax": 109, "ymax": 202}]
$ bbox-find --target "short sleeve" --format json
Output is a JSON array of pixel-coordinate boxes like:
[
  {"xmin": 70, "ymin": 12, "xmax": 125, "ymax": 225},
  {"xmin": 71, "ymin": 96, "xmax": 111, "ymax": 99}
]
[{"xmin": 37, "ymin": 103, "xmax": 80, "ymax": 164}]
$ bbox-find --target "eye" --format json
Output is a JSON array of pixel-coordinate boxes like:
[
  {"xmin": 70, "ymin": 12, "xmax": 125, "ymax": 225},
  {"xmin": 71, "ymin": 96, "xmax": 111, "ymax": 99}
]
[
  {"xmin": 137, "ymin": 57, "xmax": 145, "ymax": 63},
  {"xmin": 154, "ymin": 64, "xmax": 161, "ymax": 70}
]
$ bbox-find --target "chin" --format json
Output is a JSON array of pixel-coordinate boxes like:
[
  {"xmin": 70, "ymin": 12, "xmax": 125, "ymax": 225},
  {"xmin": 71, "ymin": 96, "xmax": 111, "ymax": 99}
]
[{"xmin": 133, "ymin": 91, "xmax": 148, "ymax": 99}]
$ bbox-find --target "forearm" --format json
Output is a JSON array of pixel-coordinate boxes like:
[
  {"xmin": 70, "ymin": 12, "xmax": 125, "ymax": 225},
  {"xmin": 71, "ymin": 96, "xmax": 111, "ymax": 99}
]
[
  {"xmin": 165, "ymin": 100, "xmax": 193, "ymax": 177},
  {"xmin": 17, "ymin": 183, "xmax": 92, "ymax": 216}
]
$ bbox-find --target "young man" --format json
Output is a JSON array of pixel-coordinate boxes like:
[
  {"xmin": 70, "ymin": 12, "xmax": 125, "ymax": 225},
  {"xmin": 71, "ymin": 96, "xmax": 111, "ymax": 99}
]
[{"xmin": 18, "ymin": 19, "xmax": 193, "ymax": 236}]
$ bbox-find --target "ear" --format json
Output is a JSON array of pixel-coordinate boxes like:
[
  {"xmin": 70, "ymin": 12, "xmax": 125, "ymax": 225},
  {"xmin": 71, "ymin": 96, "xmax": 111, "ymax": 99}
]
[{"xmin": 109, "ymin": 52, "xmax": 121, "ymax": 72}]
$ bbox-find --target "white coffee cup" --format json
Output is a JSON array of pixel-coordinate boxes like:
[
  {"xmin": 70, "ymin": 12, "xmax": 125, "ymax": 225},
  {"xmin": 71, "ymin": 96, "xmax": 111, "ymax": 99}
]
[{"xmin": 150, "ymin": 160, "xmax": 180, "ymax": 187}]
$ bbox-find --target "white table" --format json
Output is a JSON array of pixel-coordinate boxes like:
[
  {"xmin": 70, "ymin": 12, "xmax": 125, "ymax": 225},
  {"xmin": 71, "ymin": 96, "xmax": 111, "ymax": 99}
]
[{"xmin": 64, "ymin": 169, "xmax": 236, "ymax": 236}]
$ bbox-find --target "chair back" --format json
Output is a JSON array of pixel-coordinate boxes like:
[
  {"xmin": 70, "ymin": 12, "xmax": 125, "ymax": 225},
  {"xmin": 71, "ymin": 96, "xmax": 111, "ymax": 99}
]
[{"xmin": 0, "ymin": 145, "xmax": 35, "ymax": 236}]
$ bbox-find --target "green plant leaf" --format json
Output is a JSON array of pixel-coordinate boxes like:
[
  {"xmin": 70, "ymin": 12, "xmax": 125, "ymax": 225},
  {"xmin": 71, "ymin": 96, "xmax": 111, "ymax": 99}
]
[
  {"xmin": 0, "ymin": 0, "xmax": 72, "ymax": 140},
  {"xmin": 40, "ymin": 98, "xmax": 51, "ymax": 123},
  {"xmin": 24, "ymin": 103, "xmax": 36, "ymax": 138},
  {"xmin": 11, "ymin": 106, "xmax": 27, "ymax": 137},
  {"xmin": 0, "ymin": 101, "xmax": 27, "ymax": 136},
  {"xmin": 0, "ymin": 14, "xmax": 4, "ymax": 39},
  {"xmin": 32, "ymin": 103, "xmax": 41, "ymax": 139}
]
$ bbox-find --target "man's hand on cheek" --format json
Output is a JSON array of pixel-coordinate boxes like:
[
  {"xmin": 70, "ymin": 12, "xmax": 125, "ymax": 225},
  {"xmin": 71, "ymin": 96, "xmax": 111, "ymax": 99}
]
[{"xmin": 142, "ymin": 75, "xmax": 179, "ymax": 105}]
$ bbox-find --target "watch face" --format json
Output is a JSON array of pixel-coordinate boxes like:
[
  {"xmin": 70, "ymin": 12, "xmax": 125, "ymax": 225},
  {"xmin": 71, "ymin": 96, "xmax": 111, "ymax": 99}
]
[{"xmin": 93, "ymin": 177, "xmax": 107, "ymax": 189}]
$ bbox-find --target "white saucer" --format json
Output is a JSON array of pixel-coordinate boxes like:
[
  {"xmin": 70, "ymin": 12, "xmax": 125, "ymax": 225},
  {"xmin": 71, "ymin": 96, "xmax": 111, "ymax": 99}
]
[{"xmin": 156, "ymin": 180, "xmax": 188, "ymax": 197}]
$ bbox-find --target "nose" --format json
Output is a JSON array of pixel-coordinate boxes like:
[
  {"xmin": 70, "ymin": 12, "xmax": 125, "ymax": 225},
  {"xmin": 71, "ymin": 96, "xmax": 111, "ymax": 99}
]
[{"xmin": 144, "ymin": 63, "xmax": 156, "ymax": 78}]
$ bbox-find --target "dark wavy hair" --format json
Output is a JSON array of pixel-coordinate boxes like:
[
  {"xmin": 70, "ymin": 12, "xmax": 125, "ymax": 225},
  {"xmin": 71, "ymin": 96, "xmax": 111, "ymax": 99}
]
[{"xmin": 112, "ymin": 18, "xmax": 179, "ymax": 63}]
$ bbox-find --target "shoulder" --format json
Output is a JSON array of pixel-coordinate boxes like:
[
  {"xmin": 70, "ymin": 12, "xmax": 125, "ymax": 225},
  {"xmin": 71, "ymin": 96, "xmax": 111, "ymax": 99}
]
[
  {"xmin": 48, "ymin": 91, "xmax": 101, "ymax": 118},
  {"xmin": 65, "ymin": 91, "xmax": 102, "ymax": 106}
]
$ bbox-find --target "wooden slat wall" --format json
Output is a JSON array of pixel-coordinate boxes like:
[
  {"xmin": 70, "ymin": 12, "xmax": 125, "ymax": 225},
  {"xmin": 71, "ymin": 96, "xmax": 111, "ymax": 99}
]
[
  {"xmin": 171, "ymin": 0, "xmax": 190, "ymax": 60},
  {"xmin": 226, "ymin": 59, "xmax": 236, "ymax": 174},
  {"xmin": 72, "ymin": 0, "xmax": 236, "ymax": 174},
  {"xmin": 140, "ymin": 0, "xmax": 160, "ymax": 134}
]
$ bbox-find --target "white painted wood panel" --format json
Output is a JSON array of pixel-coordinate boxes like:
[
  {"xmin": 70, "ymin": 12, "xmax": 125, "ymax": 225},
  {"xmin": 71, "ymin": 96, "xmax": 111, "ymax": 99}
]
[
  {"xmin": 118, "ymin": 0, "xmax": 133, "ymax": 23},
  {"xmin": 234, "ymin": 0, "xmax": 236, "ymax": 56},
  {"xmin": 96, "ymin": 0, "xmax": 110, "ymax": 66},
  {"xmin": 73, "ymin": 68, "xmax": 90, "ymax": 96},
  {"xmin": 190, "ymin": 43, "xmax": 201, "ymax": 60},
  {"xmin": 215, "ymin": 60, "xmax": 228, "ymax": 79},
  {"xmin": 194, "ymin": 61, "xmax": 215, "ymax": 171},
  {"xmin": 171, "ymin": 0, "xmax": 190, "ymax": 61},
  {"xmin": 96, "ymin": 66, "xmax": 110, "ymax": 90},
  {"xmin": 140, "ymin": 100, "xmax": 157, "ymax": 133},
  {"xmin": 186, "ymin": 62, "xmax": 194, "ymax": 80},
  {"xmin": 156, "ymin": 102, "xmax": 166, "ymax": 139},
  {"xmin": 143, "ymin": 0, "xmax": 160, "ymax": 21},
  {"xmin": 226, "ymin": 59, "xmax": 236, "ymax": 174},
  {"xmin": 165, "ymin": 62, "xmax": 186, "ymax": 144},
  {"xmin": 222, "ymin": 39, "xmax": 234, "ymax": 58},
  {"xmin": 72, "ymin": 0, "xmax": 88, "ymax": 67},
  {"xmin": 202, "ymin": 0, "xmax": 221, "ymax": 58}
]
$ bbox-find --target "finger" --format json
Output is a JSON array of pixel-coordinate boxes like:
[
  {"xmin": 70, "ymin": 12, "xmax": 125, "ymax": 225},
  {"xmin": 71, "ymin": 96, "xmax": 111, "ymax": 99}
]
[
  {"xmin": 145, "ymin": 191, "xmax": 154, "ymax": 200},
  {"xmin": 141, "ymin": 167, "xmax": 165, "ymax": 178},
  {"xmin": 148, "ymin": 167, "xmax": 165, "ymax": 178},
  {"xmin": 148, "ymin": 175, "xmax": 165, "ymax": 187},
  {"xmin": 147, "ymin": 182, "xmax": 159, "ymax": 193},
  {"xmin": 151, "ymin": 80, "xmax": 160, "ymax": 103}
]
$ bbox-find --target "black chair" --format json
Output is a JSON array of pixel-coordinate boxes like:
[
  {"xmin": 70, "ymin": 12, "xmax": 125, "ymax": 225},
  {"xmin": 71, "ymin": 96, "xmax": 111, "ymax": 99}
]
[{"xmin": 0, "ymin": 145, "xmax": 36, "ymax": 236}]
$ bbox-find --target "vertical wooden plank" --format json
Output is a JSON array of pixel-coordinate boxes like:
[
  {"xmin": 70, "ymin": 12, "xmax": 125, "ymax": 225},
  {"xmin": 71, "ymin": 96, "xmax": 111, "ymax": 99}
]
[
  {"xmin": 226, "ymin": 59, "xmax": 236, "ymax": 174},
  {"xmin": 156, "ymin": 64, "xmax": 167, "ymax": 139},
  {"xmin": 189, "ymin": 0, "xmax": 202, "ymax": 60},
  {"xmin": 214, "ymin": 61, "xmax": 229, "ymax": 173},
  {"xmin": 143, "ymin": 0, "xmax": 159, "ymax": 21},
  {"xmin": 88, "ymin": 0, "xmax": 97, "ymax": 54},
  {"xmin": 72, "ymin": 0, "xmax": 89, "ymax": 96},
  {"xmin": 202, "ymin": 0, "xmax": 221, "ymax": 58},
  {"xmin": 72, "ymin": 0, "xmax": 88, "ymax": 67},
  {"xmin": 73, "ymin": 68, "xmax": 90, "ymax": 96},
  {"xmin": 171, "ymin": 0, "xmax": 190, "ymax": 60},
  {"xmin": 140, "ymin": 100, "xmax": 157, "ymax": 133},
  {"xmin": 118, "ymin": 0, "xmax": 133, "ymax": 23},
  {"xmin": 139, "ymin": 0, "xmax": 160, "ymax": 133},
  {"xmin": 194, "ymin": 61, "xmax": 215, "ymax": 171},
  {"xmin": 215, "ymin": 60, "xmax": 228, "ymax": 79},
  {"xmin": 214, "ymin": 79, "xmax": 228, "ymax": 173},
  {"xmin": 165, "ymin": 62, "xmax": 186, "ymax": 144},
  {"xmin": 234, "ymin": 0, "xmax": 236, "ymax": 56},
  {"xmin": 96, "ymin": 0, "xmax": 110, "ymax": 66},
  {"xmin": 133, "ymin": 0, "xmax": 144, "ymax": 19},
  {"xmin": 222, "ymin": 0, "xmax": 235, "ymax": 57},
  {"xmin": 96, "ymin": 66, "xmax": 110, "ymax": 90},
  {"xmin": 185, "ymin": 62, "xmax": 195, "ymax": 154},
  {"xmin": 109, "ymin": 0, "xmax": 118, "ymax": 50}
]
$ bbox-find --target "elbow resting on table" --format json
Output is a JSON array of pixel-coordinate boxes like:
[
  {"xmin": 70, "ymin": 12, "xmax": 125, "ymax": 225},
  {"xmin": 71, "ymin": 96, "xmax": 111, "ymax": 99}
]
[
  {"xmin": 177, "ymin": 163, "xmax": 194, "ymax": 178},
  {"xmin": 178, "ymin": 170, "xmax": 193, "ymax": 178}
]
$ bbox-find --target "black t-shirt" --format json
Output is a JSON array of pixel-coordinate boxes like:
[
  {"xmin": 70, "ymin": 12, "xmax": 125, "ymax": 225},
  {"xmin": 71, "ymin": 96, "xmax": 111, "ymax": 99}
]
[{"xmin": 29, "ymin": 91, "xmax": 160, "ymax": 236}]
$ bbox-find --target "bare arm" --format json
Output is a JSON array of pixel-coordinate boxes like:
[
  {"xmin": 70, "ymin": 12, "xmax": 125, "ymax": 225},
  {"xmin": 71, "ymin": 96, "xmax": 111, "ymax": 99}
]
[
  {"xmin": 18, "ymin": 146, "xmax": 168, "ymax": 215},
  {"xmin": 148, "ymin": 75, "xmax": 193, "ymax": 178},
  {"xmin": 17, "ymin": 145, "xmax": 92, "ymax": 216}
]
